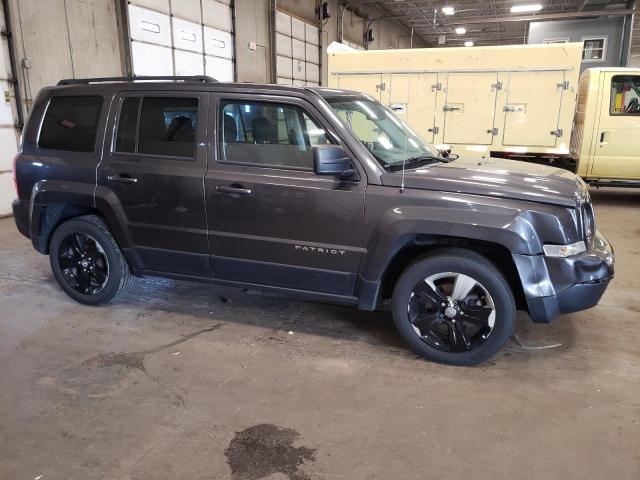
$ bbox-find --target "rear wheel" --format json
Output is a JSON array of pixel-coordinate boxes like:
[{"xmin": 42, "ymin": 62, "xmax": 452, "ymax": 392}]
[
  {"xmin": 49, "ymin": 215, "xmax": 134, "ymax": 305},
  {"xmin": 392, "ymin": 249, "xmax": 515, "ymax": 366}
]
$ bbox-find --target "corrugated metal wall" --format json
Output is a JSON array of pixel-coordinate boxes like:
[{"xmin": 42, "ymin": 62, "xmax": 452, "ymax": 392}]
[{"xmin": 8, "ymin": 0, "xmax": 124, "ymax": 112}]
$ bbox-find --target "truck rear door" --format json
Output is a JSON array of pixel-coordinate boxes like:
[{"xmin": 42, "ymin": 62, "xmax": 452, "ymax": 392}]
[
  {"xmin": 442, "ymin": 72, "xmax": 498, "ymax": 145},
  {"xmin": 387, "ymin": 73, "xmax": 439, "ymax": 143},
  {"xmin": 589, "ymin": 72, "xmax": 640, "ymax": 179},
  {"xmin": 336, "ymin": 74, "xmax": 384, "ymax": 101},
  {"xmin": 502, "ymin": 71, "xmax": 566, "ymax": 148}
]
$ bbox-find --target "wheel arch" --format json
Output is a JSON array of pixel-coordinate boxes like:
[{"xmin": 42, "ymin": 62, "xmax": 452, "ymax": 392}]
[
  {"xmin": 30, "ymin": 184, "xmax": 133, "ymax": 263},
  {"xmin": 362, "ymin": 235, "xmax": 527, "ymax": 312}
]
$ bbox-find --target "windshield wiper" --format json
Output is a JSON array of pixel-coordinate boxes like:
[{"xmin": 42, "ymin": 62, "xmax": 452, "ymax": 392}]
[{"xmin": 385, "ymin": 154, "xmax": 448, "ymax": 172}]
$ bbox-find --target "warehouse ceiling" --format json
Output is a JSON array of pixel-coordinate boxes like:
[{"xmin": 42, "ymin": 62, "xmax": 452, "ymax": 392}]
[{"xmin": 352, "ymin": 0, "xmax": 632, "ymax": 47}]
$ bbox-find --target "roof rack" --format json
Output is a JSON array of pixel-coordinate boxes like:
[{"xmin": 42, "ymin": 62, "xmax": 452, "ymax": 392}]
[{"xmin": 57, "ymin": 75, "xmax": 218, "ymax": 86}]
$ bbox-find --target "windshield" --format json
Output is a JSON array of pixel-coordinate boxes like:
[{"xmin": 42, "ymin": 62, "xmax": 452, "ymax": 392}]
[{"xmin": 326, "ymin": 97, "xmax": 443, "ymax": 170}]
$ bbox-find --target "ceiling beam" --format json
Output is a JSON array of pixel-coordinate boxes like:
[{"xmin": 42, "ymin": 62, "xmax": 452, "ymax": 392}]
[{"xmin": 444, "ymin": 8, "xmax": 634, "ymax": 25}]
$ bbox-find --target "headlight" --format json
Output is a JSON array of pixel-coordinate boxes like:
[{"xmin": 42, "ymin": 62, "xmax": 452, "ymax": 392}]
[{"xmin": 543, "ymin": 241, "xmax": 587, "ymax": 258}]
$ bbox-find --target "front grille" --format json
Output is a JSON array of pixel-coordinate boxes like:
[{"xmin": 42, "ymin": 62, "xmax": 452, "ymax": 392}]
[{"xmin": 581, "ymin": 202, "xmax": 596, "ymax": 249}]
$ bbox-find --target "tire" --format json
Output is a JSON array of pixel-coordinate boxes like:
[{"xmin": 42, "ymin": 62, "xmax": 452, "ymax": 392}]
[
  {"xmin": 49, "ymin": 215, "xmax": 134, "ymax": 305},
  {"xmin": 391, "ymin": 248, "xmax": 515, "ymax": 366}
]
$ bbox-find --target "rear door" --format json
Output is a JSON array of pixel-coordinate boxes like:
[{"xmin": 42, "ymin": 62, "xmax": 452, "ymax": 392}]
[
  {"xmin": 98, "ymin": 90, "xmax": 210, "ymax": 277},
  {"xmin": 502, "ymin": 71, "xmax": 565, "ymax": 147},
  {"xmin": 442, "ymin": 72, "xmax": 498, "ymax": 145},
  {"xmin": 205, "ymin": 93, "xmax": 366, "ymax": 297},
  {"xmin": 589, "ymin": 72, "xmax": 640, "ymax": 179}
]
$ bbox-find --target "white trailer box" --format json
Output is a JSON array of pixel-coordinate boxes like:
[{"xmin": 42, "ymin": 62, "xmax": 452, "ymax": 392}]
[{"xmin": 328, "ymin": 43, "xmax": 583, "ymax": 158}]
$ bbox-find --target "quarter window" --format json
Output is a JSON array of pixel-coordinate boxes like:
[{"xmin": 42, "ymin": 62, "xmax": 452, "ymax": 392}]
[
  {"xmin": 114, "ymin": 97, "xmax": 198, "ymax": 158},
  {"xmin": 610, "ymin": 75, "xmax": 640, "ymax": 115},
  {"xmin": 38, "ymin": 96, "xmax": 103, "ymax": 152},
  {"xmin": 219, "ymin": 101, "xmax": 331, "ymax": 170}
]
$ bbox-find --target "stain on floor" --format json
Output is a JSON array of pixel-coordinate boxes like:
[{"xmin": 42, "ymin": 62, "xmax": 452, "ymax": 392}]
[
  {"xmin": 225, "ymin": 424, "xmax": 316, "ymax": 480},
  {"xmin": 82, "ymin": 323, "xmax": 224, "ymax": 373}
]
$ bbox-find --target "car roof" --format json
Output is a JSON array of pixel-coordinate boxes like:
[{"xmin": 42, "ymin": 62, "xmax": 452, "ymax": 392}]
[{"xmin": 50, "ymin": 78, "xmax": 370, "ymax": 100}]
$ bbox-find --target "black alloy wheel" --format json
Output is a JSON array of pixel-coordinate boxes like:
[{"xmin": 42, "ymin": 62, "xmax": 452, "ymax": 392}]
[
  {"xmin": 408, "ymin": 272, "xmax": 495, "ymax": 353},
  {"xmin": 57, "ymin": 233, "xmax": 109, "ymax": 295},
  {"xmin": 391, "ymin": 249, "xmax": 515, "ymax": 366},
  {"xmin": 49, "ymin": 215, "xmax": 134, "ymax": 305}
]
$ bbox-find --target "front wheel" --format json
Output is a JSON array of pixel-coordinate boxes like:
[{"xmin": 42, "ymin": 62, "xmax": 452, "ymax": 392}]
[
  {"xmin": 392, "ymin": 249, "xmax": 515, "ymax": 366},
  {"xmin": 49, "ymin": 215, "xmax": 134, "ymax": 305}
]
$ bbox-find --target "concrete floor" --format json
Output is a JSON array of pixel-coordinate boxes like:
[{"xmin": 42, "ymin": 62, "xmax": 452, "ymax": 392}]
[{"xmin": 0, "ymin": 188, "xmax": 639, "ymax": 480}]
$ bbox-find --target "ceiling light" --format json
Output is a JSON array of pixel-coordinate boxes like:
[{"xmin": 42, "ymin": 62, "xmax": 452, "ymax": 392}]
[
  {"xmin": 464, "ymin": 41, "xmax": 474, "ymax": 47},
  {"xmin": 510, "ymin": 4, "xmax": 543, "ymax": 13},
  {"xmin": 455, "ymin": 27, "xmax": 466, "ymax": 35},
  {"xmin": 441, "ymin": 6, "xmax": 455, "ymax": 15}
]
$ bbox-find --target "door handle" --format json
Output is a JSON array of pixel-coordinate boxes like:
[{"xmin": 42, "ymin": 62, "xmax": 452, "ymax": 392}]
[
  {"xmin": 599, "ymin": 131, "xmax": 607, "ymax": 143},
  {"xmin": 107, "ymin": 174, "xmax": 138, "ymax": 184},
  {"xmin": 215, "ymin": 185, "xmax": 252, "ymax": 195}
]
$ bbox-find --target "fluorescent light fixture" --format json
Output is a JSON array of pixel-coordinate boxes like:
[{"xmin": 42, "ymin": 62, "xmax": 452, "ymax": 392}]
[
  {"xmin": 455, "ymin": 27, "xmax": 466, "ymax": 35},
  {"xmin": 464, "ymin": 41, "xmax": 474, "ymax": 47},
  {"xmin": 510, "ymin": 4, "xmax": 543, "ymax": 13},
  {"xmin": 441, "ymin": 6, "xmax": 455, "ymax": 15}
]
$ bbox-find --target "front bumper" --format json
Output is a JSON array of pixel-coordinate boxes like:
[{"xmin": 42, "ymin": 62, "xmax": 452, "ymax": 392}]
[{"xmin": 514, "ymin": 231, "xmax": 614, "ymax": 323}]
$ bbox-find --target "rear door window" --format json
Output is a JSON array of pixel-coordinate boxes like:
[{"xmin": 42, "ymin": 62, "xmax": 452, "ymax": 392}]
[
  {"xmin": 38, "ymin": 96, "xmax": 103, "ymax": 152},
  {"xmin": 114, "ymin": 96, "xmax": 199, "ymax": 159}
]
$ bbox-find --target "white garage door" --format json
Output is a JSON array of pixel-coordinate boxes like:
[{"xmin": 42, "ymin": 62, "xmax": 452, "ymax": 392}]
[
  {"xmin": 275, "ymin": 10, "xmax": 320, "ymax": 87},
  {"xmin": 0, "ymin": 3, "xmax": 18, "ymax": 216},
  {"xmin": 128, "ymin": 0, "xmax": 234, "ymax": 82}
]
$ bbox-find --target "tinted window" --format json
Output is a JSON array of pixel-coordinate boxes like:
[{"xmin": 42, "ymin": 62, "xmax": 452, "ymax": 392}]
[
  {"xmin": 38, "ymin": 96, "xmax": 103, "ymax": 152},
  {"xmin": 114, "ymin": 97, "xmax": 198, "ymax": 158},
  {"xmin": 115, "ymin": 97, "xmax": 140, "ymax": 153},
  {"xmin": 219, "ymin": 101, "xmax": 331, "ymax": 170},
  {"xmin": 610, "ymin": 75, "xmax": 640, "ymax": 116}
]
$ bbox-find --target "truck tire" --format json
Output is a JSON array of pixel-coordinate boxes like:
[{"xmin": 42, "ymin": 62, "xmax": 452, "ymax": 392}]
[
  {"xmin": 392, "ymin": 248, "xmax": 515, "ymax": 366},
  {"xmin": 49, "ymin": 215, "xmax": 134, "ymax": 305}
]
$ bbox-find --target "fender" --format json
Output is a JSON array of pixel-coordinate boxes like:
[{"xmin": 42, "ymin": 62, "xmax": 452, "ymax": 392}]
[{"xmin": 355, "ymin": 187, "xmax": 581, "ymax": 309}]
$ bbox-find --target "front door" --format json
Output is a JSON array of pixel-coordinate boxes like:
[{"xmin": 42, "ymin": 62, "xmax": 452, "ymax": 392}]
[
  {"xmin": 98, "ymin": 91, "xmax": 210, "ymax": 276},
  {"xmin": 590, "ymin": 72, "xmax": 640, "ymax": 179},
  {"xmin": 205, "ymin": 93, "xmax": 366, "ymax": 297}
]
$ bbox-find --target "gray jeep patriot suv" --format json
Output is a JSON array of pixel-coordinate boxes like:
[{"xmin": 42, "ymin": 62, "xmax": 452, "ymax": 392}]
[{"xmin": 12, "ymin": 76, "xmax": 614, "ymax": 365}]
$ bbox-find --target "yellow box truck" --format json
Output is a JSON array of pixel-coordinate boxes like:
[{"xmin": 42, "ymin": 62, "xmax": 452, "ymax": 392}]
[{"xmin": 328, "ymin": 43, "xmax": 640, "ymax": 186}]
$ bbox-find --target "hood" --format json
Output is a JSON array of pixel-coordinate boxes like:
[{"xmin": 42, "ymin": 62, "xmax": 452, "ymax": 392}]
[{"xmin": 381, "ymin": 156, "xmax": 588, "ymax": 207}]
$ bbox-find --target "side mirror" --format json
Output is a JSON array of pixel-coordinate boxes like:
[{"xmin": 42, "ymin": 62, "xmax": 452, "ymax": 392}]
[{"xmin": 313, "ymin": 145, "xmax": 354, "ymax": 177}]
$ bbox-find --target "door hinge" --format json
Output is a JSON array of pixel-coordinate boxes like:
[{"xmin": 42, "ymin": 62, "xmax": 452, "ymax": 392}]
[
  {"xmin": 428, "ymin": 126, "xmax": 440, "ymax": 134},
  {"xmin": 550, "ymin": 129, "xmax": 563, "ymax": 137},
  {"xmin": 431, "ymin": 82, "xmax": 442, "ymax": 91},
  {"xmin": 491, "ymin": 82, "xmax": 503, "ymax": 90},
  {"xmin": 487, "ymin": 127, "xmax": 499, "ymax": 135},
  {"xmin": 556, "ymin": 81, "xmax": 570, "ymax": 90},
  {"xmin": 375, "ymin": 82, "xmax": 386, "ymax": 91}
]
